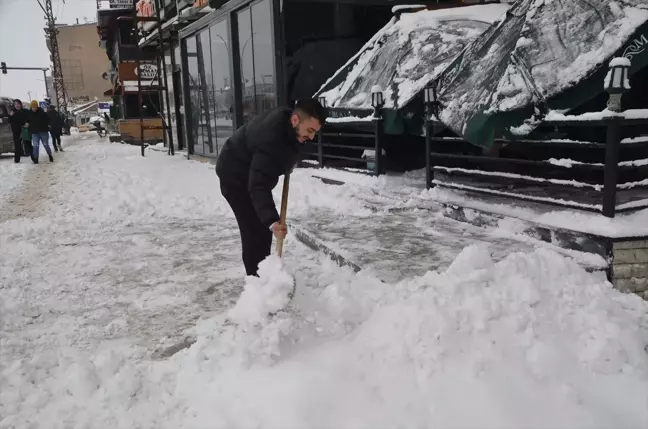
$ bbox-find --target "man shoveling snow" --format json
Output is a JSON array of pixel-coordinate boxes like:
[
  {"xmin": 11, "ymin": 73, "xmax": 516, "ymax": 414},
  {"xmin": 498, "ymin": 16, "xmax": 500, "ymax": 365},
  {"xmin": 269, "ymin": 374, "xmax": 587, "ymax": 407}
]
[{"xmin": 216, "ymin": 99, "xmax": 327, "ymax": 277}]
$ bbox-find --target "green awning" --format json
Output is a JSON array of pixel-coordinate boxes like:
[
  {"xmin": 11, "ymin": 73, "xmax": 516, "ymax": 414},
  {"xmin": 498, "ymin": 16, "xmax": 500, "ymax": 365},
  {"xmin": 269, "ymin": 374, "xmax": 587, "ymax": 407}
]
[
  {"xmin": 431, "ymin": 0, "xmax": 648, "ymax": 148},
  {"xmin": 315, "ymin": 3, "xmax": 510, "ymax": 111}
]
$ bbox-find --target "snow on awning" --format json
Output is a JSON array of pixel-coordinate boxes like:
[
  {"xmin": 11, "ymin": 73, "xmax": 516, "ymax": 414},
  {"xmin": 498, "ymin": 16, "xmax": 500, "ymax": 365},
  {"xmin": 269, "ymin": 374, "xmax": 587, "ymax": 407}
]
[
  {"xmin": 315, "ymin": 4, "xmax": 510, "ymax": 111},
  {"xmin": 433, "ymin": 0, "xmax": 648, "ymax": 148}
]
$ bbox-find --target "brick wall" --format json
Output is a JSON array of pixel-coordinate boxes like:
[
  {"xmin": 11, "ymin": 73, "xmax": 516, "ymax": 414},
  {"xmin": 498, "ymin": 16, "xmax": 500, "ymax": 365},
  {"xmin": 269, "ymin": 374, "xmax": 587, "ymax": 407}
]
[{"xmin": 612, "ymin": 240, "xmax": 648, "ymax": 300}]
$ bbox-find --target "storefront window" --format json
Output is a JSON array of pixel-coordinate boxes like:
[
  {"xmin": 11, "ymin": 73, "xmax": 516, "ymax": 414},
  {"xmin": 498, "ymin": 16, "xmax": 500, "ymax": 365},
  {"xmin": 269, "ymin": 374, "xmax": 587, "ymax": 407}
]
[
  {"xmin": 251, "ymin": 0, "xmax": 276, "ymax": 114},
  {"xmin": 186, "ymin": 36, "xmax": 202, "ymax": 154},
  {"xmin": 210, "ymin": 20, "xmax": 234, "ymax": 156},
  {"xmin": 197, "ymin": 29, "xmax": 214, "ymax": 154},
  {"xmin": 237, "ymin": 7, "xmax": 255, "ymax": 123}
]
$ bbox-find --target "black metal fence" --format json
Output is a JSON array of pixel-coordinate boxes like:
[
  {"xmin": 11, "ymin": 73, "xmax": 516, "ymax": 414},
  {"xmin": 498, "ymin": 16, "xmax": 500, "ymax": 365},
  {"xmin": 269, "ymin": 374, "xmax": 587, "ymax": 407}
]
[
  {"xmin": 302, "ymin": 106, "xmax": 385, "ymax": 175},
  {"xmin": 423, "ymin": 112, "xmax": 648, "ymax": 218}
]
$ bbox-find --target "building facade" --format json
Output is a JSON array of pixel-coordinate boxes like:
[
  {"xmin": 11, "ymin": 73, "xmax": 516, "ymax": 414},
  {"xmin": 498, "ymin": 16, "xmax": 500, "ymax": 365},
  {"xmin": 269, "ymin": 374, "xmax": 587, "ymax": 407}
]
[
  {"xmin": 97, "ymin": 0, "xmax": 501, "ymax": 153},
  {"xmin": 51, "ymin": 23, "xmax": 113, "ymax": 104}
]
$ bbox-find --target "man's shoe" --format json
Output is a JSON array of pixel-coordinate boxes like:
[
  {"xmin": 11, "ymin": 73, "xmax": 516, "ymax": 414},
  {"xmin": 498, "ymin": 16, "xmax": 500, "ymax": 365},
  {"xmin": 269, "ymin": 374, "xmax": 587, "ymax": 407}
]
[{"xmin": 48, "ymin": 154, "xmax": 54, "ymax": 162}]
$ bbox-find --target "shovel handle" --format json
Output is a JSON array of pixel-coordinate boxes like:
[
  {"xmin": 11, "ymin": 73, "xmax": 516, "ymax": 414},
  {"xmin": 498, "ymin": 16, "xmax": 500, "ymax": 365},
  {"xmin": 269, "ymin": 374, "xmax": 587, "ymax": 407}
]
[{"xmin": 275, "ymin": 173, "xmax": 290, "ymax": 258}]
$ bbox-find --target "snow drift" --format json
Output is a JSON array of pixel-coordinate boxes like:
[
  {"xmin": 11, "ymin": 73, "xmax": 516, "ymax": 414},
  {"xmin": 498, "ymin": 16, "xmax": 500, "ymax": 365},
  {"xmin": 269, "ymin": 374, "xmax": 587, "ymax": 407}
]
[{"xmin": 2, "ymin": 245, "xmax": 647, "ymax": 429}]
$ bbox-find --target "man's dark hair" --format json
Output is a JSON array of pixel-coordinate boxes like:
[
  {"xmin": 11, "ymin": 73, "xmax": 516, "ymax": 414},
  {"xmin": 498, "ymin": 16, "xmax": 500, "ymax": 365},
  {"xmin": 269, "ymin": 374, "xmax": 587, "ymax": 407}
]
[{"xmin": 293, "ymin": 98, "xmax": 327, "ymax": 125}]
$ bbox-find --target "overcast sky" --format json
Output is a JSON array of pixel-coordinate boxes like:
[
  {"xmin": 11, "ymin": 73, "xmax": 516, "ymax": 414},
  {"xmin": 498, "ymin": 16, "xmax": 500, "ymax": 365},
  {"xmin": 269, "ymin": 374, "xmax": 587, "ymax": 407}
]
[{"xmin": 0, "ymin": 0, "xmax": 99, "ymax": 102}]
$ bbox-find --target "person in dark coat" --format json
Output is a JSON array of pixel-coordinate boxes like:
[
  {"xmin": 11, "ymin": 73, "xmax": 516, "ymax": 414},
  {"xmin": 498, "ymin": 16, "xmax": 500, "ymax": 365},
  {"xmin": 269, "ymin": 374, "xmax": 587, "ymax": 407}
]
[
  {"xmin": 46, "ymin": 105, "xmax": 65, "ymax": 152},
  {"xmin": 216, "ymin": 98, "xmax": 327, "ymax": 276},
  {"xmin": 27, "ymin": 100, "xmax": 53, "ymax": 164},
  {"xmin": 8, "ymin": 99, "xmax": 30, "ymax": 163}
]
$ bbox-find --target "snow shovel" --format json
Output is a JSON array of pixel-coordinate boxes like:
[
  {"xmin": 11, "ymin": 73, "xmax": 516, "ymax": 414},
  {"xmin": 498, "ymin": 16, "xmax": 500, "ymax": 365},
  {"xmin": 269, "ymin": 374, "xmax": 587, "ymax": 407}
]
[{"xmin": 275, "ymin": 172, "xmax": 297, "ymax": 301}]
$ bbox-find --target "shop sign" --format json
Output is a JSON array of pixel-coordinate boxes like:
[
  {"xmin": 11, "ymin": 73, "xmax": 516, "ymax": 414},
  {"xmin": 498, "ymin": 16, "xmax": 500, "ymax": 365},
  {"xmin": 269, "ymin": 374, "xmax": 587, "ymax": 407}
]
[
  {"xmin": 136, "ymin": 63, "xmax": 158, "ymax": 80},
  {"xmin": 118, "ymin": 62, "xmax": 158, "ymax": 81},
  {"xmin": 109, "ymin": 0, "xmax": 134, "ymax": 9}
]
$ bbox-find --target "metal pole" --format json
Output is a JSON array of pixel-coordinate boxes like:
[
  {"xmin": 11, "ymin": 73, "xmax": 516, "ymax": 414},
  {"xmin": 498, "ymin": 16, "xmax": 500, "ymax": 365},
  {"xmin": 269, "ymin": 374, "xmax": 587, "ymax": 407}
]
[
  {"xmin": 425, "ymin": 113, "xmax": 432, "ymax": 189},
  {"xmin": 169, "ymin": 33, "xmax": 183, "ymax": 151},
  {"xmin": 373, "ymin": 106, "xmax": 383, "ymax": 176},
  {"xmin": 602, "ymin": 119, "xmax": 621, "ymax": 218},
  {"xmin": 317, "ymin": 129, "xmax": 323, "ymax": 168},
  {"xmin": 153, "ymin": 0, "xmax": 174, "ymax": 156},
  {"xmin": 42, "ymin": 69, "xmax": 50, "ymax": 98}
]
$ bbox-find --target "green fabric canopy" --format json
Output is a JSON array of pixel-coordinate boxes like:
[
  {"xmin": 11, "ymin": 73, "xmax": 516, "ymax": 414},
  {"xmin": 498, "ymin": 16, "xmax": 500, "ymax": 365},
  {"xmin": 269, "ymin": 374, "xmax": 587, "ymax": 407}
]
[
  {"xmin": 431, "ymin": 0, "xmax": 648, "ymax": 148},
  {"xmin": 315, "ymin": 4, "xmax": 510, "ymax": 111}
]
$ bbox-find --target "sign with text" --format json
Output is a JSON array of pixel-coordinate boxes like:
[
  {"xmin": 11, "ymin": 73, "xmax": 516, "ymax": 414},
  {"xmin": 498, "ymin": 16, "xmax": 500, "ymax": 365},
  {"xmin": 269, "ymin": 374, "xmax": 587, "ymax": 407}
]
[
  {"xmin": 109, "ymin": 0, "xmax": 134, "ymax": 9},
  {"xmin": 118, "ymin": 62, "xmax": 158, "ymax": 82}
]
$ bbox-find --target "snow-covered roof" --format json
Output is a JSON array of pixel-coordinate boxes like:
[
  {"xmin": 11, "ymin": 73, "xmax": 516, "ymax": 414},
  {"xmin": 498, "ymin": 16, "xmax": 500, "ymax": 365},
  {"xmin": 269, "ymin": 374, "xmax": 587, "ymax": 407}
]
[{"xmin": 315, "ymin": 3, "xmax": 510, "ymax": 110}]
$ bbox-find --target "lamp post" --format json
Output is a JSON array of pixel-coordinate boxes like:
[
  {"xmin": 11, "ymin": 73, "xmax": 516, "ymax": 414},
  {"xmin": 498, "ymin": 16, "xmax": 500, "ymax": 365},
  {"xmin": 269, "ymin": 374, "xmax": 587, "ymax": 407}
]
[
  {"xmin": 605, "ymin": 57, "xmax": 631, "ymax": 113},
  {"xmin": 317, "ymin": 96, "xmax": 327, "ymax": 168},
  {"xmin": 602, "ymin": 57, "xmax": 631, "ymax": 218},
  {"xmin": 423, "ymin": 83, "xmax": 439, "ymax": 189},
  {"xmin": 371, "ymin": 85, "xmax": 384, "ymax": 176}
]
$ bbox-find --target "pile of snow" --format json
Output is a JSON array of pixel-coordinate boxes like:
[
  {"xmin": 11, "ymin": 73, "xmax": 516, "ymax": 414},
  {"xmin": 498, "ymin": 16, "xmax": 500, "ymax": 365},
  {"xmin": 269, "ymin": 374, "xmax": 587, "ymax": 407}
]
[
  {"xmin": 423, "ymin": 186, "xmax": 648, "ymax": 238},
  {"xmin": 227, "ymin": 255, "xmax": 295, "ymax": 327},
  {"xmin": 2, "ymin": 245, "xmax": 647, "ymax": 428}
]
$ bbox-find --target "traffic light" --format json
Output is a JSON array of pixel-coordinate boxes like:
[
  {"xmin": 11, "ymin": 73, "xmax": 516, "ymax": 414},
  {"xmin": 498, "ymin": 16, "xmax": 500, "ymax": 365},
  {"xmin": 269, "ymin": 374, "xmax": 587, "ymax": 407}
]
[{"xmin": 1, "ymin": 62, "xmax": 6, "ymax": 74}]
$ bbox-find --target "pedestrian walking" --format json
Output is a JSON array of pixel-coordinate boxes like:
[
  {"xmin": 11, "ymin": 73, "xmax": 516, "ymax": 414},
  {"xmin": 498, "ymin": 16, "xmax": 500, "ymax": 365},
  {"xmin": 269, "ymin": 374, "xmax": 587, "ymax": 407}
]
[
  {"xmin": 215, "ymin": 99, "xmax": 327, "ymax": 276},
  {"xmin": 47, "ymin": 105, "xmax": 65, "ymax": 152},
  {"xmin": 27, "ymin": 100, "xmax": 53, "ymax": 164},
  {"xmin": 8, "ymin": 99, "xmax": 28, "ymax": 163}
]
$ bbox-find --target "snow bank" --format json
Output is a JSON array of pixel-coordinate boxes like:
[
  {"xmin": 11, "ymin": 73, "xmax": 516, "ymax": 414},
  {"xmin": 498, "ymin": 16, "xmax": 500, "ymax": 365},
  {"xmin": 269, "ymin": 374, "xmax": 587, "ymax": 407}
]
[
  {"xmin": 0, "ymin": 160, "xmax": 28, "ymax": 203},
  {"xmin": 3, "ymin": 246, "xmax": 647, "ymax": 428},
  {"xmin": 227, "ymin": 255, "xmax": 295, "ymax": 327},
  {"xmin": 424, "ymin": 186, "xmax": 648, "ymax": 238}
]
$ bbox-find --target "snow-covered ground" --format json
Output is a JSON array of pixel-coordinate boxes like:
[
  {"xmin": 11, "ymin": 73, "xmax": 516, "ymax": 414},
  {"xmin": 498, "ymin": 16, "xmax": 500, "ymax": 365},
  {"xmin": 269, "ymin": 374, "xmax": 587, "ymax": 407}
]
[{"xmin": 1, "ymin": 135, "xmax": 647, "ymax": 428}]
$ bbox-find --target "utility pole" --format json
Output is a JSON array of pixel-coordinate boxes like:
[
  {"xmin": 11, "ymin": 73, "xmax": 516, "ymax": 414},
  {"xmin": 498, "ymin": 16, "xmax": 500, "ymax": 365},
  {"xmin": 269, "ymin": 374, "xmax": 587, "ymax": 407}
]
[{"xmin": 37, "ymin": 0, "xmax": 68, "ymax": 115}]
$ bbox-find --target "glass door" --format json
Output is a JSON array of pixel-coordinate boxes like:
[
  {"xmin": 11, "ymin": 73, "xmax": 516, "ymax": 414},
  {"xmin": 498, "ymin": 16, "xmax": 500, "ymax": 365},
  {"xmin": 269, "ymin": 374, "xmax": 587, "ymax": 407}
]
[
  {"xmin": 185, "ymin": 35, "xmax": 203, "ymax": 155},
  {"xmin": 236, "ymin": 0, "xmax": 277, "ymax": 125},
  {"xmin": 196, "ymin": 29, "xmax": 214, "ymax": 155},
  {"xmin": 209, "ymin": 20, "xmax": 234, "ymax": 157}
]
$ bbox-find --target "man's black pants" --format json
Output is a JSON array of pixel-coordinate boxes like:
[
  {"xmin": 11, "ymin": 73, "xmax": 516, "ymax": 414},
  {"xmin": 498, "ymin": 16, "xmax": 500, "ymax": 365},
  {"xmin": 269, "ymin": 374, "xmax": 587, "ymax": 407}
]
[
  {"xmin": 12, "ymin": 134, "xmax": 23, "ymax": 162},
  {"xmin": 220, "ymin": 183, "xmax": 272, "ymax": 276},
  {"xmin": 50, "ymin": 131, "xmax": 61, "ymax": 151}
]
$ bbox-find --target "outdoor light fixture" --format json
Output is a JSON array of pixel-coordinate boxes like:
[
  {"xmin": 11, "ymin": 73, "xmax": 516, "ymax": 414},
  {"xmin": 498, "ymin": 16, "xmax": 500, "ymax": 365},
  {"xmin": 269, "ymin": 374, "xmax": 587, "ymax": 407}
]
[
  {"xmin": 318, "ymin": 96, "xmax": 327, "ymax": 108},
  {"xmin": 423, "ymin": 83, "xmax": 437, "ymax": 105},
  {"xmin": 424, "ymin": 82, "xmax": 440, "ymax": 119},
  {"xmin": 605, "ymin": 57, "xmax": 631, "ymax": 112},
  {"xmin": 371, "ymin": 85, "xmax": 384, "ymax": 109}
]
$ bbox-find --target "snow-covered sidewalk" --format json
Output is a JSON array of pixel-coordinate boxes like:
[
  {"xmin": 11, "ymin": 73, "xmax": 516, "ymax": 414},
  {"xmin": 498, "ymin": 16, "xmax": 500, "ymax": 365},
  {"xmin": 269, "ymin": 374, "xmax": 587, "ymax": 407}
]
[{"xmin": 1, "ymin": 136, "xmax": 647, "ymax": 429}]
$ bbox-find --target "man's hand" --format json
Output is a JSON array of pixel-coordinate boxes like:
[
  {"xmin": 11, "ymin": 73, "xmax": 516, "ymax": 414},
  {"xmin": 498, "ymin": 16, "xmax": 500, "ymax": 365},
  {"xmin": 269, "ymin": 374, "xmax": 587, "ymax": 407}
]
[{"xmin": 270, "ymin": 221, "xmax": 287, "ymax": 239}]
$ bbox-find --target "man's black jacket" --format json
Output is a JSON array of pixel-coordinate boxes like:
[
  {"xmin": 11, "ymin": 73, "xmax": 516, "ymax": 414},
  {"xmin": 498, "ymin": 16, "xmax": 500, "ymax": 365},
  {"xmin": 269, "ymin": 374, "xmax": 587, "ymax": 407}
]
[
  {"xmin": 9, "ymin": 108, "xmax": 29, "ymax": 137},
  {"xmin": 27, "ymin": 108, "xmax": 50, "ymax": 134},
  {"xmin": 47, "ymin": 109, "xmax": 65, "ymax": 134},
  {"xmin": 216, "ymin": 107, "xmax": 302, "ymax": 228}
]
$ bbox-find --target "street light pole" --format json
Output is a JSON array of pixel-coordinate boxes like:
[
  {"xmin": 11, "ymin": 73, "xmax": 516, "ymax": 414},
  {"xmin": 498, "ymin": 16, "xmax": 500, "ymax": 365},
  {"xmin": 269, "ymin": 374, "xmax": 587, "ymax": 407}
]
[
  {"xmin": 1, "ymin": 66, "xmax": 51, "ymax": 100},
  {"xmin": 43, "ymin": 69, "xmax": 50, "ymax": 98}
]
